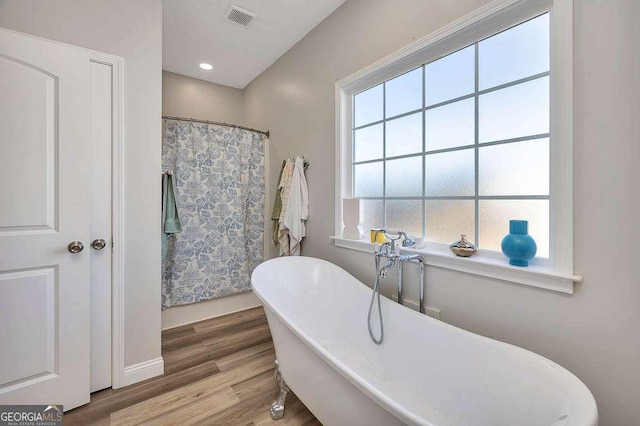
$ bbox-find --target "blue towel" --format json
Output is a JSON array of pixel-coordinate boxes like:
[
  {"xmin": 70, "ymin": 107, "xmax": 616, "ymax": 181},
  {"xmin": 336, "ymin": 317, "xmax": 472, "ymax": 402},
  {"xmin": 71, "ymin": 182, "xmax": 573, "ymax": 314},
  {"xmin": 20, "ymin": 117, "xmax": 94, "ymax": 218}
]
[{"xmin": 162, "ymin": 173, "xmax": 182, "ymax": 256}]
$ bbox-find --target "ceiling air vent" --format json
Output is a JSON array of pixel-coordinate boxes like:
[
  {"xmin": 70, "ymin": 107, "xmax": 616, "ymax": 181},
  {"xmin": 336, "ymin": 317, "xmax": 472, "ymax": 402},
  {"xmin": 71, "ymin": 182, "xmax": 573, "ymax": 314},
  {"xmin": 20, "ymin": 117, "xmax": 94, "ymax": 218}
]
[{"xmin": 224, "ymin": 5, "xmax": 258, "ymax": 28}]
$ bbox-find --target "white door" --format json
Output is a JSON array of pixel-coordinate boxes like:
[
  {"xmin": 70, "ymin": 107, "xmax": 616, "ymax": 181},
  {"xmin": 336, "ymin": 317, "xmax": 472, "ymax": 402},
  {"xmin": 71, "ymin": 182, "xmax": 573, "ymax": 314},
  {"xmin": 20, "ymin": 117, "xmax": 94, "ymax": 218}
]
[
  {"xmin": 0, "ymin": 28, "xmax": 91, "ymax": 409},
  {"xmin": 90, "ymin": 61, "xmax": 113, "ymax": 393}
]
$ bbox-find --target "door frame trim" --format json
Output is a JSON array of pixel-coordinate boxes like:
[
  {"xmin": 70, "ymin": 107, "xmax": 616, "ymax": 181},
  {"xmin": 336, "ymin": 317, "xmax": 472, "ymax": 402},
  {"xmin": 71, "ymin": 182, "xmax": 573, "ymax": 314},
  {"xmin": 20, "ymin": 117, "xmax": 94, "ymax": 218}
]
[{"xmin": 89, "ymin": 51, "xmax": 126, "ymax": 389}]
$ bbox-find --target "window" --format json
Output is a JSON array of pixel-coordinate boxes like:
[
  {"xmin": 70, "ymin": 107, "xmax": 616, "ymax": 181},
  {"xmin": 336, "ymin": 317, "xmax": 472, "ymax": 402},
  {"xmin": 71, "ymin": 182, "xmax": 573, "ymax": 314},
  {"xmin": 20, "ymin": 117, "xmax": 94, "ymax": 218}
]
[
  {"xmin": 335, "ymin": 0, "xmax": 580, "ymax": 293},
  {"xmin": 353, "ymin": 13, "xmax": 551, "ymax": 257}
]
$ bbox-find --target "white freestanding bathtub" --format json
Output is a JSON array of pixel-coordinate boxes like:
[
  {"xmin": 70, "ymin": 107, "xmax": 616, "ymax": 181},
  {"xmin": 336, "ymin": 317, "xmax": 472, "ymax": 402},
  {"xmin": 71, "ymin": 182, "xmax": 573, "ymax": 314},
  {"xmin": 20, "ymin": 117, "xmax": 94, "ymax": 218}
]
[{"xmin": 251, "ymin": 256, "xmax": 597, "ymax": 426}]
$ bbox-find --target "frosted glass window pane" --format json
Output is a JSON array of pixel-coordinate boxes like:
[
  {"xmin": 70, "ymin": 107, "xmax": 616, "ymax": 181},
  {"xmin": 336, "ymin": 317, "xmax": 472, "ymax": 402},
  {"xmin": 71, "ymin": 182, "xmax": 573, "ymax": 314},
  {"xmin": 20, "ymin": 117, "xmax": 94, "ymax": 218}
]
[
  {"xmin": 386, "ymin": 156, "xmax": 423, "ymax": 197},
  {"xmin": 386, "ymin": 112, "xmax": 422, "ymax": 158},
  {"xmin": 354, "ymin": 162, "xmax": 383, "ymax": 197},
  {"xmin": 426, "ymin": 200, "xmax": 475, "ymax": 244},
  {"xmin": 479, "ymin": 77, "xmax": 549, "ymax": 142},
  {"xmin": 354, "ymin": 124, "xmax": 383, "ymax": 162},
  {"xmin": 386, "ymin": 200, "xmax": 422, "ymax": 237},
  {"xmin": 479, "ymin": 138, "xmax": 549, "ymax": 196},
  {"xmin": 479, "ymin": 13, "xmax": 550, "ymax": 90},
  {"xmin": 362, "ymin": 200, "xmax": 384, "ymax": 233},
  {"xmin": 354, "ymin": 84, "xmax": 383, "ymax": 127},
  {"xmin": 426, "ymin": 98, "xmax": 475, "ymax": 151},
  {"xmin": 426, "ymin": 45, "xmax": 475, "ymax": 106},
  {"xmin": 385, "ymin": 68, "xmax": 422, "ymax": 118},
  {"xmin": 425, "ymin": 149, "xmax": 474, "ymax": 196},
  {"xmin": 479, "ymin": 200, "xmax": 549, "ymax": 257}
]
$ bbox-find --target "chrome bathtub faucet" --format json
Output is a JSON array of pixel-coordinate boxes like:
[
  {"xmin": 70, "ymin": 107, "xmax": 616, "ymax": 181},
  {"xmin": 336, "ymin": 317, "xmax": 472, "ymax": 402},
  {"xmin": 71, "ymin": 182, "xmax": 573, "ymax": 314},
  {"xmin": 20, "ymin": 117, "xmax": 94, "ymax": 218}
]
[
  {"xmin": 368, "ymin": 229, "xmax": 426, "ymax": 344},
  {"xmin": 374, "ymin": 229, "xmax": 425, "ymax": 314}
]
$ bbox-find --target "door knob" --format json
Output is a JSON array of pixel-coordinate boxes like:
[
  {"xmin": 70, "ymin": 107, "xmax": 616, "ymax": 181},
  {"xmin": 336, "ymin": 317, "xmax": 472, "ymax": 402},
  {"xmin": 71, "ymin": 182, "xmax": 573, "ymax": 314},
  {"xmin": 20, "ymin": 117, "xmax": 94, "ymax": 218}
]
[
  {"xmin": 68, "ymin": 241, "xmax": 84, "ymax": 253},
  {"xmin": 91, "ymin": 239, "xmax": 107, "ymax": 250}
]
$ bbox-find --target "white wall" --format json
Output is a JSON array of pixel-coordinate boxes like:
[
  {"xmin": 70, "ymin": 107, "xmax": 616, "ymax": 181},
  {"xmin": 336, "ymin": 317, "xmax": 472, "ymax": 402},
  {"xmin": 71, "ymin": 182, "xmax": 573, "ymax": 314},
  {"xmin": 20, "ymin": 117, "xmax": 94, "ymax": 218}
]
[
  {"xmin": 161, "ymin": 71, "xmax": 262, "ymax": 330},
  {"xmin": 162, "ymin": 71, "xmax": 245, "ymax": 124},
  {"xmin": 243, "ymin": 0, "xmax": 640, "ymax": 425},
  {"xmin": 0, "ymin": 0, "xmax": 163, "ymax": 367}
]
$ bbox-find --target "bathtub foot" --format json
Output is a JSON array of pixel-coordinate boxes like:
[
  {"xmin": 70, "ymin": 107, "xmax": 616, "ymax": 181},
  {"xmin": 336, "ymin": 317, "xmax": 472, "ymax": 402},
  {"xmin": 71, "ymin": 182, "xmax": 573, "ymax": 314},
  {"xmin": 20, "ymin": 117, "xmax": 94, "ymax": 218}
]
[{"xmin": 270, "ymin": 359, "xmax": 290, "ymax": 420}]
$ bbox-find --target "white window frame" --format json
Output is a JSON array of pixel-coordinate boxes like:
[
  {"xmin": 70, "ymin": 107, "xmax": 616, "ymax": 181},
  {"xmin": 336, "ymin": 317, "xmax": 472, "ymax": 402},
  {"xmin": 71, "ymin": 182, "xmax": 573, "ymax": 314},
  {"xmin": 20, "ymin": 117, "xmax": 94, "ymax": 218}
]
[{"xmin": 333, "ymin": 0, "xmax": 581, "ymax": 293}]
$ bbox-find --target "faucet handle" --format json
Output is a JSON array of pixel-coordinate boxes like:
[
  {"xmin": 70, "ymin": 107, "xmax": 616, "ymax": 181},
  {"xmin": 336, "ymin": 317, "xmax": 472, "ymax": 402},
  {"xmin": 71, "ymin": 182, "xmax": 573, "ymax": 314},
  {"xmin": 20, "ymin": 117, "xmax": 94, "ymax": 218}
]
[
  {"xmin": 383, "ymin": 230, "xmax": 402, "ymax": 252},
  {"xmin": 384, "ymin": 229, "xmax": 402, "ymax": 240},
  {"xmin": 385, "ymin": 229, "xmax": 415, "ymax": 247}
]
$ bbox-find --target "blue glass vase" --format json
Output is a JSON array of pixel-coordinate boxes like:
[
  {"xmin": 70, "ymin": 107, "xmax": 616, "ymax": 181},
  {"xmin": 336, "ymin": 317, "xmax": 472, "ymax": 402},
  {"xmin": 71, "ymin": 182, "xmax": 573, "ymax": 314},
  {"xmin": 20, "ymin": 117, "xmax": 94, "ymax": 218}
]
[{"xmin": 501, "ymin": 220, "xmax": 537, "ymax": 267}]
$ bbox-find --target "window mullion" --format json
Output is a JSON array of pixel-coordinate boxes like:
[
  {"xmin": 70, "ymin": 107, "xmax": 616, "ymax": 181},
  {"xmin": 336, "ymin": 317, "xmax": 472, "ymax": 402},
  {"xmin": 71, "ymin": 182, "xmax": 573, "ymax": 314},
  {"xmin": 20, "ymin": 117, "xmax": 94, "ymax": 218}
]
[
  {"xmin": 422, "ymin": 65, "xmax": 426, "ymax": 239},
  {"xmin": 382, "ymin": 82, "xmax": 387, "ymax": 229},
  {"xmin": 474, "ymin": 42, "xmax": 480, "ymax": 247},
  {"xmin": 350, "ymin": 93, "xmax": 362, "ymax": 199}
]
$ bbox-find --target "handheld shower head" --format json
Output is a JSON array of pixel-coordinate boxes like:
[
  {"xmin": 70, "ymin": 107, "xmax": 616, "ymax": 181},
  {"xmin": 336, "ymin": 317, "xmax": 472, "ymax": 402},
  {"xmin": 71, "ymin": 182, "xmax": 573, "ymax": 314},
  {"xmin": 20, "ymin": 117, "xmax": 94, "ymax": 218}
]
[
  {"xmin": 402, "ymin": 237, "xmax": 415, "ymax": 247},
  {"xmin": 397, "ymin": 231, "xmax": 415, "ymax": 247}
]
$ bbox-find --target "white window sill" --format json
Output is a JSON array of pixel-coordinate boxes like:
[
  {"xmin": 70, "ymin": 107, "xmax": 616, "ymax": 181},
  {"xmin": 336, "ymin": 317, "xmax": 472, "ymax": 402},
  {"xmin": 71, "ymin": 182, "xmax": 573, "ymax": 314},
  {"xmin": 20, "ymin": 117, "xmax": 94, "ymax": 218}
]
[{"xmin": 330, "ymin": 236, "xmax": 582, "ymax": 294}]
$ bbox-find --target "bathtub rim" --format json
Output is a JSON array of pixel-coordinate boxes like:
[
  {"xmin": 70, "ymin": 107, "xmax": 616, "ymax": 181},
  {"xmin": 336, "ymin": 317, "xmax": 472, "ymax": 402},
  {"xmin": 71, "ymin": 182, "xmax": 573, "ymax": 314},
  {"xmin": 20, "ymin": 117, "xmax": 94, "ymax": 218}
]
[{"xmin": 251, "ymin": 256, "xmax": 598, "ymax": 426}]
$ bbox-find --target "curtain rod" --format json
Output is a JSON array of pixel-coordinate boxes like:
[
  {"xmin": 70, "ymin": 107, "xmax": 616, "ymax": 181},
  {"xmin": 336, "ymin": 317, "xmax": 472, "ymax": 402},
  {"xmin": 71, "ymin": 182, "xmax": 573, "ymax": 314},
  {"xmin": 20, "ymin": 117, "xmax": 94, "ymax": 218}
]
[{"xmin": 162, "ymin": 115, "xmax": 270, "ymax": 138}]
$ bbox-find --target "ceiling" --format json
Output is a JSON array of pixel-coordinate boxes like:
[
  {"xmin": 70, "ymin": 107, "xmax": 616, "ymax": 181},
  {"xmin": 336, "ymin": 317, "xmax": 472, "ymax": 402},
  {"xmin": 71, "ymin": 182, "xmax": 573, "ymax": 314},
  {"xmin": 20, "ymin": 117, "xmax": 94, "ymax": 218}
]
[{"xmin": 163, "ymin": 0, "xmax": 347, "ymax": 89}]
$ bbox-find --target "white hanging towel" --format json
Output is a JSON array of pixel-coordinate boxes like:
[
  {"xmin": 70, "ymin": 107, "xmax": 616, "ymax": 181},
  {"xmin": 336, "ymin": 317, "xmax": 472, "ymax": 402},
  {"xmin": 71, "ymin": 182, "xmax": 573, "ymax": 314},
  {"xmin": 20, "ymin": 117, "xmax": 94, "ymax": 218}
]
[
  {"xmin": 279, "ymin": 156, "xmax": 309, "ymax": 256},
  {"xmin": 277, "ymin": 159, "xmax": 295, "ymax": 255}
]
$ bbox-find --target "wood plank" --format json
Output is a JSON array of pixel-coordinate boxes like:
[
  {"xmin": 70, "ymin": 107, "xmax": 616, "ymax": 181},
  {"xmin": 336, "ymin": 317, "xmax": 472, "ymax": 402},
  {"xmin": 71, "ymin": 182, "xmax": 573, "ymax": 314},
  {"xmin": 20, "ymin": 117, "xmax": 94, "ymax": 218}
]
[
  {"xmin": 162, "ymin": 344, "xmax": 217, "ymax": 375},
  {"xmin": 163, "ymin": 318, "xmax": 271, "ymax": 375},
  {"xmin": 179, "ymin": 353, "xmax": 288, "ymax": 425},
  {"xmin": 111, "ymin": 386, "xmax": 240, "ymax": 426},
  {"xmin": 111, "ymin": 349, "xmax": 276, "ymax": 426},
  {"xmin": 162, "ymin": 311, "xmax": 268, "ymax": 353},
  {"xmin": 161, "ymin": 324, "xmax": 196, "ymax": 341},
  {"xmin": 135, "ymin": 386, "xmax": 239, "ymax": 426},
  {"xmin": 200, "ymin": 322, "xmax": 273, "ymax": 359},
  {"xmin": 86, "ymin": 416, "xmax": 111, "ymax": 426},
  {"xmin": 111, "ymin": 352, "xmax": 273, "ymax": 426},
  {"xmin": 162, "ymin": 319, "xmax": 266, "ymax": 353},
  {"xmin": 192, "ymin": 307, "xmax": 266, "ymax": 333},
  {"xmin": 196, "ymin": 370, "xmax": 310, "ymax": 426},
  {"xmin": 215, "ymin": 341, "xmax": 274, "ymax": 372},
  {"xmin": 231, "ymin": 369, "xmax": 277, "ymax": 401},
  {"xmin": 191, "ymin": 387, "xmax": 278, "ymax": 426},
  {"xmin": 64, "ymin": 360, "xmax": 221, "ymax": 425}
]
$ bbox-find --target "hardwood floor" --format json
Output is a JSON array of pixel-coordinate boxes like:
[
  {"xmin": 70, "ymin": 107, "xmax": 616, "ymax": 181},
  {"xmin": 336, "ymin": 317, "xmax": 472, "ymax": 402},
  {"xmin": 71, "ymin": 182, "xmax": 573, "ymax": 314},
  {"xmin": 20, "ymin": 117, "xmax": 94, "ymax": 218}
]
[{"xmin": 65, "ymin": 307, "xmax": 321, "ymax": 425}]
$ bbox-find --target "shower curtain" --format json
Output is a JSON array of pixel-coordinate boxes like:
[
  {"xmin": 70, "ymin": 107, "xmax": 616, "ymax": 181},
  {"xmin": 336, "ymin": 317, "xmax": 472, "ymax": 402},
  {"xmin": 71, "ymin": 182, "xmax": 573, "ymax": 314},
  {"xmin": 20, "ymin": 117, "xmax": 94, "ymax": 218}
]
[{"xmin": 161, "ymin": 120, "xmax": 265, "ymax": 308}]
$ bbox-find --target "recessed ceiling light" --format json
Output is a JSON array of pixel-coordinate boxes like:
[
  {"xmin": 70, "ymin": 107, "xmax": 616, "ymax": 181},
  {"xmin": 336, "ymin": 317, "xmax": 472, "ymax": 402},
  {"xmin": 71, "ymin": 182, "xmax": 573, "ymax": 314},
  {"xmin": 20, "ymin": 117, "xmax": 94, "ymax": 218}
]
[{"xmin": 199, "ymin": 63, "xmax": 213, "ymax": 71}]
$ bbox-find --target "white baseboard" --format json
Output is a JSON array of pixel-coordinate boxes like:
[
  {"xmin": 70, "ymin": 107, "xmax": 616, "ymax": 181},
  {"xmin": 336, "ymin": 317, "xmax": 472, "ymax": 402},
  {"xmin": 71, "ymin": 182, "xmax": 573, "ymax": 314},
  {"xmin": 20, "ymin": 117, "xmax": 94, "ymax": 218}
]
[
  {"xmin": 123, "ymin": 357, "xmax": 164, "ymax": 387},
  {"xmin": 161, "ymin": 291, "xmax": 262, "ymax": 330},
  {"xmin": 390, "ymin": 294, "xmax": 420, "ymax": 311},
  {"xmin": 390, "ymin": 294, "xmax": 442, "ymax": 320}
]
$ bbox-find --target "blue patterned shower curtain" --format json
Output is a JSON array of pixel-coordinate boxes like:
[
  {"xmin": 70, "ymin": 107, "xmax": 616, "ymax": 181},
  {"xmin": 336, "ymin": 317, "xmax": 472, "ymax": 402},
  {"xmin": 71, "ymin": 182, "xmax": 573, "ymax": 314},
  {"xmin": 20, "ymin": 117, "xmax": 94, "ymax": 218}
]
[{"xmin": 161, "ymin": 120, "xmax": 265, "ymax": 308}]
